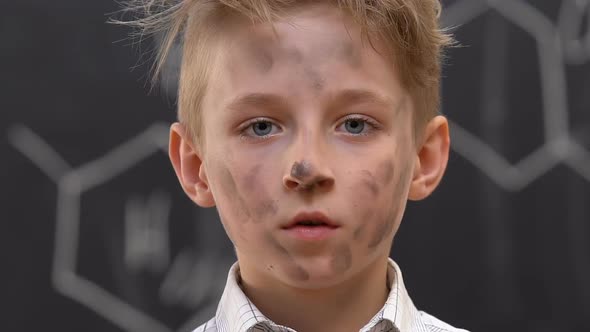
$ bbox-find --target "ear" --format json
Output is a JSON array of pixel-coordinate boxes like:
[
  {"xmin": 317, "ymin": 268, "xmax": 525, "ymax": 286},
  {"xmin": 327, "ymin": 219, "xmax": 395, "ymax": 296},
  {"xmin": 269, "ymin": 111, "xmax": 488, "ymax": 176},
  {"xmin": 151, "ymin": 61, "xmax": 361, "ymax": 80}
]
[
  {"xmin": 168, "ymin": 122, "xmax": 216, "ymax": 207},
  {"xmin": 408, "ymin": 115, "xmax": 450, "ymax": 201}
]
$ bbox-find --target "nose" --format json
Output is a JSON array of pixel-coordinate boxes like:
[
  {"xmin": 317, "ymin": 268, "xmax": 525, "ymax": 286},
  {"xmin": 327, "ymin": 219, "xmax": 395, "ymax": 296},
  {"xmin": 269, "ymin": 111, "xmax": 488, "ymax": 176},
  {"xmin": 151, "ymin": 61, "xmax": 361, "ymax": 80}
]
[
  {"xmin": 283, "ymin": 160, "xmax": 335, "ymax": 191},
  {"xmin": 282, "ymin": 133, "xmax": 335, "ymax": 192}
]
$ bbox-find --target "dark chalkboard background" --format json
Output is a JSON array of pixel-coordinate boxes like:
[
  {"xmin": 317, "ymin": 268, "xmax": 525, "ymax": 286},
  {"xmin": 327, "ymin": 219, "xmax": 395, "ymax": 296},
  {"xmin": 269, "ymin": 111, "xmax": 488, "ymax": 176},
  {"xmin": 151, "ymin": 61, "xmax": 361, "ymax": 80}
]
[{"xmin": 3, "ymin": 0, "xmax": 590, "ymax": 331}]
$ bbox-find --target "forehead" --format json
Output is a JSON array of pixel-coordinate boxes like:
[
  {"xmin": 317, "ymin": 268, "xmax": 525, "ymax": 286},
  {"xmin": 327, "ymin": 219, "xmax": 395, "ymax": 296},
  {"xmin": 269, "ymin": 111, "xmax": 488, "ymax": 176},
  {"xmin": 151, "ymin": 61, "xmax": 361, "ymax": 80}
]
[
  {"xmin": 204, "ymin": 3, "xmax": 406, "ymax": 114},
  {"xmin": 229, "ymin": 5, "xmax": 363, "ymax": 71}
]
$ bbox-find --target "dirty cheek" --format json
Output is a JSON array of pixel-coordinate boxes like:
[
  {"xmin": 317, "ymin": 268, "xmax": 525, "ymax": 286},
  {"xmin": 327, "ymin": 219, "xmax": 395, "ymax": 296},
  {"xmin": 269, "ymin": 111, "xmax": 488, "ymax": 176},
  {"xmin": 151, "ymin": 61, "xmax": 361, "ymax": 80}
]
[
  {"xmin": 266, "ymin": 233, "xmax": 310, "ymax": 281},
  {"xmin": 243, "ymin": 164, "xmax": 278, "ymax": 222},
  {"xmin": 219, "ymin": 166, "xmax": 252, "ymax": 222},
  {"xmin": 367, "ymin": 206, "xmax": 398, "ymax": 249},
  {"xmin": 367, "ymin": 163, "xmax": 411, "ymax": 250},
  {"xmin": 358, "ymin": 160, "xmax": 394, "ymax": 200},
  {"xmin": 359, "ymin": 170, "xmax": 379, "ymax": 198},
  {"xmin": 331, "ymin": 244, "xmax": 352, "ymax": 274},
  {"xmin": 353, "ymin": 224, "xmax": 364, "ymax": 240},
  {"xmin": 355, "ymin": 161, "xmax": 394, "ymax": 247},
  {"xmin": 353, "ymin": 207, "xmax": 374, "ymax": 240},
  {"xmin": 376, "ymin": 160, "xmax": 395, "ymax": 185}
]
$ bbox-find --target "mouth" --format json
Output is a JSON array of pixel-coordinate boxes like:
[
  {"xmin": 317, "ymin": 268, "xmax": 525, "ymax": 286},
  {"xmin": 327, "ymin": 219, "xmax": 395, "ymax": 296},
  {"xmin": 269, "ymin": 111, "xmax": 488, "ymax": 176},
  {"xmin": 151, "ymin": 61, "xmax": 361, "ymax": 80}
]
[
  {"xmin": 280, "ymin": 211, "xmax": 340, "ymax": 241},
  {"xmin": 282, "ymin": 211, "xmax": 340, "ymax": 230}
]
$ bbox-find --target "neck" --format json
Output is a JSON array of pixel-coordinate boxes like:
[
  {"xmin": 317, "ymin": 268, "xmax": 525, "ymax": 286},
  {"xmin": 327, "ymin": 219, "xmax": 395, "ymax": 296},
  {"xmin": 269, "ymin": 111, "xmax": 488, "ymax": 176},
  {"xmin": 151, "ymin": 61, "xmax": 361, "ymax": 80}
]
[{"xmin": 239, "ymin": 258, "xmax": 390, "ymax": 332}]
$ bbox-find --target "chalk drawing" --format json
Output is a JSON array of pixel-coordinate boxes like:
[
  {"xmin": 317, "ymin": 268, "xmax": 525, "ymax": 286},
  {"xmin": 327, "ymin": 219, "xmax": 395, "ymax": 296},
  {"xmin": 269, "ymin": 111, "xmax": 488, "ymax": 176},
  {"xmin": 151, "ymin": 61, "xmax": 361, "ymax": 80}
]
[
  {"xmin": 443, "ymin": 0, "xmax": 590, "ymax": 191},
  {"xmin": 8, "ymin": 123, "xmax": 199, "ymax": 332}
]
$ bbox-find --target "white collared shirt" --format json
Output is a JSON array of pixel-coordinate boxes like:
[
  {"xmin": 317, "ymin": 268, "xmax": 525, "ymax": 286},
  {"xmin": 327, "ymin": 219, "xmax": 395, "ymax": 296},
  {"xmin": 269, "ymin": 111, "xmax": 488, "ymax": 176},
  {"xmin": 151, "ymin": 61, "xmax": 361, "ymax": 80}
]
[{"xmin": 192, "ymin": 258, "xmax": 469, "ymax": 332}]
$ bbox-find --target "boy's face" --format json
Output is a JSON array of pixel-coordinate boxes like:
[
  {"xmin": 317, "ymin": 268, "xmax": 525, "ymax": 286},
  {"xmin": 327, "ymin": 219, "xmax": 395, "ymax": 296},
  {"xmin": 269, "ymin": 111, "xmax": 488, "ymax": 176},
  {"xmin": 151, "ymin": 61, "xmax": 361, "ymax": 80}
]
[{"xmin": 176, "ymin": 4, "xmax": 437, "ymax": 288}]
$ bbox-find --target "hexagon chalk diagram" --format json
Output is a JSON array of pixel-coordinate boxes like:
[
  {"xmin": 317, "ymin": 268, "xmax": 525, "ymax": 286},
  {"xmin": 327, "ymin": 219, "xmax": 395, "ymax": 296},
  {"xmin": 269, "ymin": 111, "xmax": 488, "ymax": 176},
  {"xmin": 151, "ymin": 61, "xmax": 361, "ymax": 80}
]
[
  {"xmin": 7, "ymin": 1, "xmax": 590, "ymax": 330},
  {"xmin": 442, "ymin": 0, "xmax": 590, "ymax": 191},
  {"xmin": 558, "ymin": 0, "xmax": 590, "ymax": 65},
  {"xmin": 8, "ymin": 123, "xmax": 173, "ymax": 332}
]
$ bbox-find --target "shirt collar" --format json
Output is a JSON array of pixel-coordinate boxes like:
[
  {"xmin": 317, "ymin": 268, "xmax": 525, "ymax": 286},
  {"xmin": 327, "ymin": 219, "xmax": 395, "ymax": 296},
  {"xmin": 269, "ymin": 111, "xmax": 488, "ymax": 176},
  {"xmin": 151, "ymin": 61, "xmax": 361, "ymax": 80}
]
[
  {"xmin": 372, "ymin": 258, "xmax": 429, "ymax": 332},
  {"xmin": 214, "ymin": 263, "xmax": 272, "ymax": 332},
  {"xmin": 215, "ymin": 258, "xmax": 426, "ymax": 332}
]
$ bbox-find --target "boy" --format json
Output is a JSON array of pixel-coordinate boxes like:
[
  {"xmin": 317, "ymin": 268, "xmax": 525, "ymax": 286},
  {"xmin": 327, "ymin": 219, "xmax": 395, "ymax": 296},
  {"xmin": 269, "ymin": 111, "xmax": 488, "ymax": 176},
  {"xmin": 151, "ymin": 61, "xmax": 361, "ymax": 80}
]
[{"xmin": 123, "ymin": 0, "xmax": 468, "ymax": 331}]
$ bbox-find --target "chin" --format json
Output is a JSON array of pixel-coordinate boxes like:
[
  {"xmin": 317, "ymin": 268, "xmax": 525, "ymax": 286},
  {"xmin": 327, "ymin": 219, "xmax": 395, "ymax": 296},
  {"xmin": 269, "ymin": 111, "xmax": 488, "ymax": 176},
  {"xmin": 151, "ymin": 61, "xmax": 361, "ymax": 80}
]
[{"xmin": 278, "ymin": 260, "xmax": 354, "ymax": 289}]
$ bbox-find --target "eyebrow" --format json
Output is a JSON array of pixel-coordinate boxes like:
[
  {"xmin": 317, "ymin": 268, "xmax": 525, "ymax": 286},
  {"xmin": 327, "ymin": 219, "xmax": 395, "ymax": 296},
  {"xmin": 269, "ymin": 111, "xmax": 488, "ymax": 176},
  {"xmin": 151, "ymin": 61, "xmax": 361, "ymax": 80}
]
[
  {"xmin": 327, "ymin": 89, "xmax": 395, "ymax": 110},
  {"xmin": 224, "ymin": 89, "xmax": 396, "ymax": 113},
  {"xmin": 225, "ymin": 93, "xmax": 290, "ymax": 113}
]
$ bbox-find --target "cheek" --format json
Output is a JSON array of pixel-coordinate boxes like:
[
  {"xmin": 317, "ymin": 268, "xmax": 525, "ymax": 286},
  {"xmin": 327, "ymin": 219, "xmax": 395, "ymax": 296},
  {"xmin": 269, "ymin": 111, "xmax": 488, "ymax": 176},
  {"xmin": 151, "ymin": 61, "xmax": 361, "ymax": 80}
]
[
  {"xmin": 369, "ymin": 163, "xmax": 412, "ymax": 249},
  {"xmin": 210, "ymin": 165, "xmax": 253, "ymax": 247},
  {"xmin": 242, "ymin": 164, "xmax": 279, "ymax": 221},
  {"xmin": 210, "ymin": 157, "xmax": 280, "ymax": 230},
  {"xmin": 214, "ymin": 165, "xmax": 252, "ymax": 221},
  {"xmin": 352, "ymin": 205, "xmax": 373, "ymax": 241},
  {"xmin": 350, "ymin": 159, "xmax": 410, "ymax": 250},
  {"xmin": 265, "ymin": 233, "xmax": 311, "ymax": 281},
  {"xmin": 330, "ymin": 244, "xmax": 353, "ymax": 274}
]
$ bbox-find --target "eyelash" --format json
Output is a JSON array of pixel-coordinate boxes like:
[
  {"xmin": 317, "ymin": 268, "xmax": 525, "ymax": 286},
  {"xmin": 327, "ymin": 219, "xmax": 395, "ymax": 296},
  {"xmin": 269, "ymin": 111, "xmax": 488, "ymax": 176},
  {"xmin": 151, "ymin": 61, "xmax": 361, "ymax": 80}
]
[
  {"xmin": 336, "ymin": 115, "xmax": 382, "ymax": 136},
  {"xmin": 237, "ymin": 114, "xmax": 382, "ymax": 140},
  {"xmin": 238, "ymin": 117, "xmax": 281, "ymax": 140}
]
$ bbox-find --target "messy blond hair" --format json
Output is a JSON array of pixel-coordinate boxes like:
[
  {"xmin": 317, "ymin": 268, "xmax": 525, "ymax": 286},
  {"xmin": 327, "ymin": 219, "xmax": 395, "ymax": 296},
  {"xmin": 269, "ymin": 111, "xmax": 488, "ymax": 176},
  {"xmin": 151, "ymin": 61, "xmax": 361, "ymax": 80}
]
[{"xmin": 116, "ymin": 0, "xmax": 453, "ymax": 145}]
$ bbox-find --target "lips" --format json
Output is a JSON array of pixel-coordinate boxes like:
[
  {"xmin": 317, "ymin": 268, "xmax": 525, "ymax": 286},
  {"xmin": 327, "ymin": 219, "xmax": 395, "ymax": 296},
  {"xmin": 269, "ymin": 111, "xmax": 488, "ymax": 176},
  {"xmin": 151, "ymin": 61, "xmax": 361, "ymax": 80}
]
[{"xmin": 282, "ymin": 211, "xmax": 340, "ymax": 229}]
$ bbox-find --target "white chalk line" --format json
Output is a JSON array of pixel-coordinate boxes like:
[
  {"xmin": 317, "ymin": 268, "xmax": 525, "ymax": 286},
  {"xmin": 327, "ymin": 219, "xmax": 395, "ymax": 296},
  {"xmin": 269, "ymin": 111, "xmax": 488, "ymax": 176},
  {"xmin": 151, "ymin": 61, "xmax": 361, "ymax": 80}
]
[
  {"xmin": 443, "ymin": 0, "xmax": 590, "ymax": 191},
  {"xmin": 7, "ymin": 124, "xmax": 71, "ymax": 181},
  {"xmin": 8, "ymin": 123, "xmax": 177, "ymax": 332},
  {"xmin": 558, "ymin": 0, "xmax": 590, "ymax": 64}
]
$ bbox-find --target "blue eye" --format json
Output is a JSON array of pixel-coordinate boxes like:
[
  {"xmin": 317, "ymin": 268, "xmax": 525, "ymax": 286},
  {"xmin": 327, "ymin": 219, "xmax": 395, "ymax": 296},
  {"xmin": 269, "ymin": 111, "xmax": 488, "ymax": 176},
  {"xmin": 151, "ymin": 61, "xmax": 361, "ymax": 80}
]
[
  {"xmin": 239, "ymin": 117, "xmax": 281, "ymax": 140},
  {"xmin": 336, "ymin": 115, "xmax": 381, "ymax": 136},
  {"xmin": 344, "ymin": 119, "xmax": 365, "ymax": 134},
  {"xmin": 252, "ymin": 121, "xmax": 273, "ymax": 136}
]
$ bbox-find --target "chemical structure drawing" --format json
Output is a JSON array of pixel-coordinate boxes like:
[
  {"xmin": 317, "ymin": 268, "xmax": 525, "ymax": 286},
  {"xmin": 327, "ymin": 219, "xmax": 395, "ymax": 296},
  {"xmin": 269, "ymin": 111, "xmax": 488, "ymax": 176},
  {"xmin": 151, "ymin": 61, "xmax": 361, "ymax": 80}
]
[
  {"xmin": 124, "ymin": 190, "xmax": 172, "ymax": 274},
  {"xmin": 442, "ymin": 0, "xmax": 590, "ymax": 191},
  {"xmin": 558, "ymin": 0, "xmax": 590, "ymax": 65},
  {"xmin": 7, "ymin": 1, "xmax": 590, "ymax": 331},
  {"xmin": 8, "ymin": 123, "xmax": 185, "ymax": 332}
]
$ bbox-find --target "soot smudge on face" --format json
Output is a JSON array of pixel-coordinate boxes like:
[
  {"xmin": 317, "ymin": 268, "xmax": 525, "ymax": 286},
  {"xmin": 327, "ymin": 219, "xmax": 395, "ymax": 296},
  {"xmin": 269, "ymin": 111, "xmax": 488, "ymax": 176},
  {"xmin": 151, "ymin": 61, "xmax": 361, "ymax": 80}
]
[
  {"xmin": 367, "ymin": 208, "xmax": 395, "ymax": 249},
  {"xmin": 300, "ymin": 40, "xmax": 359, "ymax": 91},
  {"xmin": 266, "ymin": 233, "xmax": 310, "ymax": 281},
  {"xmin": 358, "ymin": 161, "xmax": 394, "ymax": 198},
  {"xmin": 360, "ymin": 170, "xmax": 379, "ymax": 197},
  {"xmin": 284, "ymin": 48, "xmax": 304, "ymax": 64},
  {"xmin": 291, "ymin": 160, "xmax": 313, "ymax": 180},
  {"xmin": 243, "ymin": 164, "xmax": 262, "ymax": 191},
  {"xmin": 340, "ymin": 42, "xmax": 362, "ymax": 67},
  {"xmin": 246, "ymin": 38, "xmax": 275, "ymax": 73},
  {"xmin": 244, "ymin": 164, "xmax": 278, "ymax": 221},
  {"xmin": 353, "ymin": 225, "xmax": 364, "ymax": 240},
  {"xmin": 287, "ymin": 263, "xmax": 311, "ymax": 281},
  {"xmin": 304, "ymin": 66, "xmax": 325, "ymax": 91},
  {"xmin": 357, "ymin": 161, "xmax": 394, "ymax": 245},
  {"xmin": 221, "ymin": 166, "xmax": 252, "ymax": 221},
  {"xmin": 256, "ymin": 200, "xmax": 279, "ymax": 219},
  {"xmin": 248, "ymin": 40, "xmax": 306, "ymax": 74},
  {"xmin": 377, "ymin": 160, "xmax": 395, "ymax": 185},
  {"xmin": 367, "ymin": 163, "xmax": 411, "ymax": 250},
  {"xmin": 354, "ymin": 208, "xmax": 374, "ymax": 240},
  {"xmin": 267, "ymin": 233, "xmax": 289, "ymax": 255},
  {"xmin": 331, "ymin": 244, "xmax": 352, "ymax": 274}
]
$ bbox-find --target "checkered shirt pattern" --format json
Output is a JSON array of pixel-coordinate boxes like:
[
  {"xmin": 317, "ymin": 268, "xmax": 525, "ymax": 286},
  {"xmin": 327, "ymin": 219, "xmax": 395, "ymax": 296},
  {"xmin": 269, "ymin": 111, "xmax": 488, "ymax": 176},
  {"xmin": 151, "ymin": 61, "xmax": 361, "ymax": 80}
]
[{"xmin": 192, "ymin": 258, "xmax": 469, "ymax": 332}]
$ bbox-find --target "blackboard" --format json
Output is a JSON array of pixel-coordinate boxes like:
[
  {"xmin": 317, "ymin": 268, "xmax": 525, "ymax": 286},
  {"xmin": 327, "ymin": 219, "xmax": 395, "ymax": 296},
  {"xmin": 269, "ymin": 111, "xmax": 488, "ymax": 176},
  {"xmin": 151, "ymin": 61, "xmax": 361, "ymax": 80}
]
[{"xmin": 3, "ymin": 0, "xmax": 589, "ymax": 331}]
